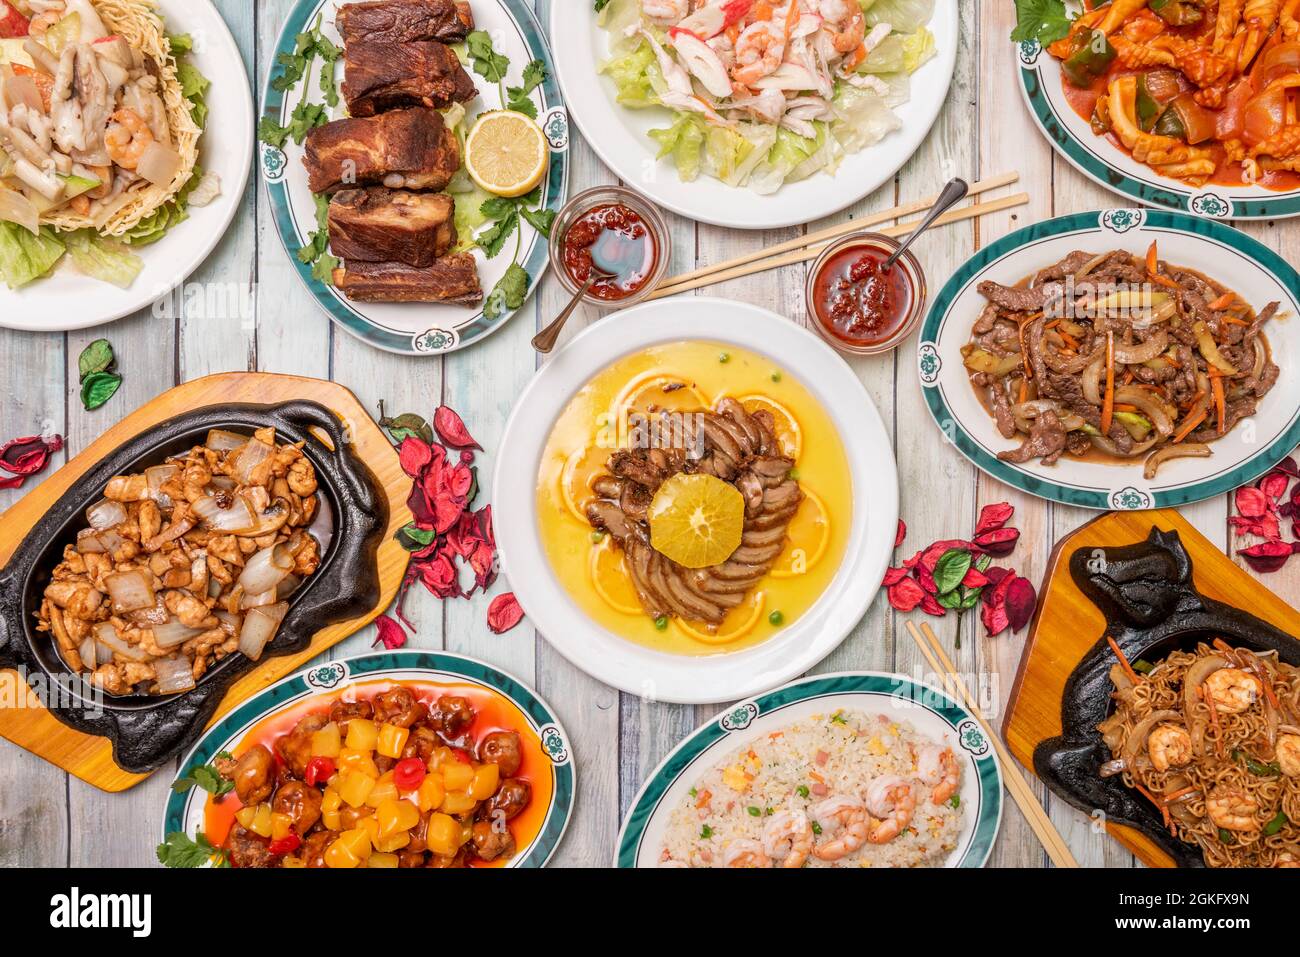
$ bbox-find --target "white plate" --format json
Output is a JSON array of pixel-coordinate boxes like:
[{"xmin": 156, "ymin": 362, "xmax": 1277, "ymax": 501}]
[
  {"xmin": 492, "ymin": 297, "xmax": 898, "ymax": 704},
  {"xmin": 549, "ymin": 1, "xmax": 958, "ymax": 229},
  {"xmin": 0, "ymin": 0, "xmax": 254, "ymax": 332},
  {"xmin": 616, "ymin": 672, "xmax": 1003, "ymax": 868},
  {"xmin": 918, "ymin": 208, "xmax": 1300, "ymax": 510}
]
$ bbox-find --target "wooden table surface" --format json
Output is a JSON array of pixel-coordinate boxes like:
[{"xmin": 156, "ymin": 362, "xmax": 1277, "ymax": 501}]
[{"xmin": 2, "ymin": 0, "xmax": 1297, "ymax": 868}]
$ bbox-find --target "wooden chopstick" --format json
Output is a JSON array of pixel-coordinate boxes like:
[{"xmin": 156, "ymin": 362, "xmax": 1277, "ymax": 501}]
[
  {"xmin": 647, "ymin": 192, "xmax": 1029, "ymax": 301},
  {"xmin": 650, "ymin": 170, "xmax": 1021, "ymax": 298},
  {"xmin": 904, "ymin": 620, "xmax": 1080, "ymax": 869}
]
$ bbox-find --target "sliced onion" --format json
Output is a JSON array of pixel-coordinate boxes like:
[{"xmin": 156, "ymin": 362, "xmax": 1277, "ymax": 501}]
[
  {"xmin": 276, "ymin": 574, "xmax": 302, "ymax": 601},
  {"xmin": 1192, "ymin": 321, "xmax": 1238, "ymax": 375},
  {"xmin": 76, "ymin": 528, "xmax": 122, "ymax": 555},
  {"xmin": 0, "ymin": 185, "xmax": 39, "ymax": 235},
  {"xmin": 191, "ymin": 493, "xmax": 256, "ymax": 533},
  {"xmin": 1184, "ymin": 654, "xmax": 1230, "ymax": 755},
  {"xmin": 154, "ymin": 655, "xmax": 196, "ymax": 694},
  {"xmin": 78, "ymin": 637, "xmax": 97, "ymax": 671},
  {"xmin": 86, "ymin": 498, "xmax": 127, "ymax": 530},
  {"xmin": 214, "ymin": 610, "xmax": 242, "ymax": 636},
  {"xmin": 1114, "ymin": 385, "xmax": 1175, "ymax": 437},
  {"xmin": 233, "ymin": 437, "xmax": 273, "ymax": 484},
  {"xmin": 151, "ymin": 618, "xmax": 204, "ymax": 650},
  {"xmin": 104, "ymin": 569, "xmax": 155, "ymax": 613},
  {"xmin": 1081, "ymin": 355, "xmax": 1104, "ymax": 406},
  {"xmin": 208, "ymin": 475, "xmax": 237, "ymax": 491},
  {"xmin": 240, "ymin": 588, "xmax": 278, "ymax": 611},
  {"xmin": 1144, "ymin": 443, "xmax": 1212, "ymax": 480},
  {"xmin": 238, "ymin": 543, "xmax": 294, "ymax": 595},
  {"xmin": 1113, "ymin": 331, "xmax": 1168, "ymax": 365},
  {"xmin": 128, "ymin": 597, "xmax": 170, "ymax": 626},
  {"xmin": 136, "ymin": 141, "xmax": 182, "ymax": 188},
  {"xmin": 308, "ymin": 494, "xmax": 334, "ymax": 553},
  {"xmin": 95, "ymin": 640, "xmax": 115, "ymax": 664},
  {"xmin": 205, "ymin": 430, "xmax": 249, "ymax": 454},
  {"xmin": 238, "ymin": 602, "xmax": 288, "ymax": 662},
  {"xmin": 93, "ymin": 622, "xmax": 150, "ymax": 662},
  {"xmin": 146, "ymin": 464, "xmax": 178, "ymax": 507}
]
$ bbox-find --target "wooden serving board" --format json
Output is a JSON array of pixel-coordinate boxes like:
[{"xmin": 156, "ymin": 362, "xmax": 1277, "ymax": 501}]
[
  {"xmin": 0, "ymin": 373, "xmax": 411, "ymax": 793},
  {"xmin": 1003, "ymin": 508, "xmax": 1300, "ymax": 868}
]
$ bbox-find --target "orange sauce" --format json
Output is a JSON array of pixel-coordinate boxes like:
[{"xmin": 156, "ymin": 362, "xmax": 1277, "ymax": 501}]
[{"xmin": 203, "ymin": 679, "xmax": 554, "ymax": 868}]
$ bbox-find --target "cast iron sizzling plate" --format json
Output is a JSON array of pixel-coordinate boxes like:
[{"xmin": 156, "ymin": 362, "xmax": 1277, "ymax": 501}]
[
  {"xmin": 1034, "ymin": 527, "xmax": 1300, "ymax": 867},
  {"xmin": 0, "ymin": 401, "xmax": 387, "ymax": 774}
]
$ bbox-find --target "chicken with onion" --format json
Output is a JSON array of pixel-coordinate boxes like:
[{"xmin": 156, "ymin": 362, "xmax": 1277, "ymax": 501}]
[
  {"xmin": 963, "ymin": 244, "xmax": 1281, "ymax": 478},
  {"xmin": 0, "ymin": 0, "xmax": 216, "ymax": 289},
  {"xmin": 36, "ymin": 428, "xmax": 329, "ymax": 697}
]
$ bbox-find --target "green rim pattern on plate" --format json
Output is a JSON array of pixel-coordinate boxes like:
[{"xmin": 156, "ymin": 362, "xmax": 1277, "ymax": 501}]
[
  {"xmin": 162, "ymin": 651, "xmax": 575, "ymax": 869},
  {"xmin": 616, "ymin": 672, "xmax": 1003, "ymax": 868},
  {"xmin": 919, "ymin": 208, "xmax": 1300, "ymax": 510},
  {"xmin": 258, "ymin": 0, "xmax": 568, "ymax": 355},
  {"xmin": 1016, "ymin": 39, "xmax": 1300, "ymax": 220}
]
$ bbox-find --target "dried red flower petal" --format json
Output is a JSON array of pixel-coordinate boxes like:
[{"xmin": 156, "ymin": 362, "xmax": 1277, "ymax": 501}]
[
  {"xmin": 972, "ymin": 527, "xmax": 1019, "ymax": 556},
  {"xmin": 371, "ymin": 614, "xmax": 408, "ymax": 650},
  {"xmin": 1235, "ymin": 486, "xmax": 1269, "ymax": 519},
  {"xmin": 961, "ymin": 567, "xmax": 990, "ymax": 589},
  {"xmin": 887, "ymin": 577, "xmax": 925, "ymax": 612},
  {"xmin": 1239, "ymin": 540, "xmax": 1293, "ymax": 573},
  {"xmin": 398, "ymin": 437, "xmax": 434, "ymax": 478},
  {"xmin": 1005, "ymin": 576, "xmax": 1037, "ymax": 632},
  {"xmin": 1259, "ymin": 471, "xmax": 1290, "ymax": 502},
  {"xmin": 1229, "ymin": 514, "xmax": 1281, "ymax": 542},
  {"xmin": 918, "ymin": 539, "xmax": 980, "ymax": 573},
  {"xmin": 882, "ymin": 566, "xmax": 907, "ymax": 587},
  {"xmin": 902, "ymin": 550, "xmax": 923, "ymax": 570},
  {"xmin": 916, "ymin": 562, "xmax": 938, "ymax": 595},
  {"xmin": 974, "ymin": 502, "xmax": 1015, "ymax": 536},
  {"xmin": 919, "ymin": 593, "xmax": 947, "ymax": 617},
  {"xmin": 487, "ymin": 593, "xmax": 524, "ymax": 634},
  {"xmin": 980, "ymin": 571, "xmax": 1016, "ymax": 636},
  {"xmin": 417, "ymin": 551, "xmax": 463, "ymax": 599},
  {"xmin": 895, "ymin": 520, "xmax": 906, "ymax": 548},
  {"xmin": 0, "ymin": 433, "xmax": 63, "ymax": 490},
  {"xmin": 1272, "ymin": 455, "xmax": 1300, "ymax": 479},
  {"xmin": 433, "ymin": 406, "xmax": 483, "ymax": 451}
]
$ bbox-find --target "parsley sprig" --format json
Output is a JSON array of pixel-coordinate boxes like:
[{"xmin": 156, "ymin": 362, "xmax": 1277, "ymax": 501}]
[
  {"xmin": 1010, "ymin": 0, "xmax": 1075, "ymax": 46},
  {"xmin": 258, "ymin": 17, "xmax": 339, "ymax": 149},
  {"xmin": 156, "ymin": 830, "xmax": 229, "ymax": 868},
  {"xmin": 171, "ymin": 752, "xmax": 235, "ymax": 797}
]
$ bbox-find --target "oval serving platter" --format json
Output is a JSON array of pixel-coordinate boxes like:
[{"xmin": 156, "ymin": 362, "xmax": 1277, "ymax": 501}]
[
  {"xmin": 616, "ymin": 671, "xmax": 1003, "ymax": 868},
  {"xmin": 919, "ymin": 208, "xmax": 1300, "ymax": 511},
  {"xmin": 162, "ymin": 650, "xmax": 576, "ymax": 868},
  {"xmin": 0, "ymin": 0, "xmax": 254, "ymax": 332},
  {"xmin": 550, "ymin": 0, "xmax": 958, "ymax": 230},
  {"xmin": 493, "ymin": 297, "xmax": 898, "ymax": 705},
  {"xmin": 259, "ymin": 0, "xmax": 568, "ymax": 355},
  {"xmin": 1016, "ymin": 37, "xmax": 1300, "ymax": 221}
]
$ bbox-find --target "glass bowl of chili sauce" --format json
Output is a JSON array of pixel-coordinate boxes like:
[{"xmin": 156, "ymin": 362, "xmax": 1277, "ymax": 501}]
[
  {"xmin": 550, "ymin": 186, "xmax": 670, "ymax": 307},
  {"xmin": 805, "ymin": 233, "xmax": 927, "ymax": 356}
]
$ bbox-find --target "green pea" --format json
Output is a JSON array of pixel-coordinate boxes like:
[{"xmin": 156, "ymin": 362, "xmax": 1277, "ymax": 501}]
[
  {"xmin": 654, "ymin": 616, "xmax": 669, "ymax": 631},
  {"xmin": 769, "ymin": 610, "xmax": 784, "ymax": 626},
  {"xmin": 718, "ymin": 352, "xmax": 730, "ymax": 363}
]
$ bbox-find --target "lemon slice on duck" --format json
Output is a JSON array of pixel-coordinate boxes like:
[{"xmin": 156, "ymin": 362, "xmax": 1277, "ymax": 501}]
[
  {"xmin": 465, "ymin": 110, "xmax": 549, "ymax": 197},
  {"xmin": 648, "ymin": 473, "xmax": 745, "ymax": 569}
]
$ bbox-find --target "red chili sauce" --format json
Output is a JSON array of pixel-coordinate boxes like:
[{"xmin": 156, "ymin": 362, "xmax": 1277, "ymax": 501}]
[
  {"xmin": 811, "ymin": 244, "xmax": 914, "ymax": 347},
  {"xmin": 561, "ymin": 203, "xmax": 658, "ymax": 301}
]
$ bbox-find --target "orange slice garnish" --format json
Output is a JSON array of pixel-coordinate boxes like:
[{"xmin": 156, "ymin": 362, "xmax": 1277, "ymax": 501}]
[
  {"xmin": 613, "ymin": 372, "xmax": 709, "ymax": 431},
  {"xmin": 675, "ymin": 590, "xmax": 766, "ymax": 646},
  {"xmin": 560, "ymin": 444, "xmax": 611, "ymax": 525},
  {"xmin": 588, "ymin": 538, "xmax": 644, "ymax": 616},
  {"xmin": 733, "ymin": 394, "xmax": 803, "ymax": 461},
  {"xmin": 769, "ymin": 487, "xmax": 830, "ymax": 579},
  {"xmin": 648, "ymin": 473, "xmax": 746, "ymax": 569}
]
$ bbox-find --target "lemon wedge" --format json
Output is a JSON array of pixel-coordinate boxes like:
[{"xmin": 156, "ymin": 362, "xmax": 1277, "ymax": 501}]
[
  {"xmin": 649, "ymin": 473, "xmax": 744, "ymax": 569},
  {"xmin": 464, "ymin": 110, "xmax": 549, "ymax": 198}
]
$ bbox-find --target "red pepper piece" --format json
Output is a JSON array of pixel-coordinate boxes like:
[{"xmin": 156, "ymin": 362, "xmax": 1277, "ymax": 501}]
[
  {"xmin": 304, "ymin": 756, "xmax": 335, "ymax": 787},
  {"xmin": 393, "ymin": 757, "xmax": 426, "ymax": 792},
  {"xmin": 268, "ymin": 834, "xmax": 302, "ymax": 856}
]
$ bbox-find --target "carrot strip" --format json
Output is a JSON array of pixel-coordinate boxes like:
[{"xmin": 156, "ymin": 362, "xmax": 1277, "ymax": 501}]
[
  {"xmin": 1018, "ymin": 377, "xmax": 1029, "ymax": 404},
  {"xmin": 1059, "ymin": 330, "xmax": 1081, "ymax": 350},
  {"xmin": 1220, "ymin": 315, "xmax": 1250, "ymax": 326},
  {"xmin": 1172, "ymin": 408, "xmax": 1207, "ymax": 443},
  {"xmin": 1212, "ymin": 373, "xmax": 1226, "ymax": 434},
  {"xmin": 1149, "ymin": 272, "xmax": 1181, "ymax": 290},
  {"xmin": 1146, "ymin": 240, "xmax": 1159, "ymax": 275},
  {"xmin": 1100, "ymin": 331, "xmax": 1115, "ymax": 435},
  {"xmin": 1113, "ymin": 402, "xmax": 1138, "ymax": 413},
  {"xmin": 1135, "ymin": 781, "xmax": 1172, "ymax": 828},
  {"xmin": 1107, "ymin": 634, "xmax": 1142, "ymax": 686},
  {"xmin": 1209, "ymin": 291, "xmax": 1236, "ymax": 310},
  {"xmin": 1161, "ymin": 786, "xmax": 1201, "ymax": 804}
]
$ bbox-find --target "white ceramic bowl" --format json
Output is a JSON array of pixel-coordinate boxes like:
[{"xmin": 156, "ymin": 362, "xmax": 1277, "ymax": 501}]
[{"xmin": 493, "ymin": 296, "xmax": 898, "ymax": 703}]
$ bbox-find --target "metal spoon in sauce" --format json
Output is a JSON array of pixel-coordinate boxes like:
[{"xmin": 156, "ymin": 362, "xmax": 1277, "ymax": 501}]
[
  {"xmin": 533, "ymin": 258, "xmax": 617, "ymax": 354},
  {"xmin": 883, "ymin": 177, "xmax": 969, "ymax": 271}
]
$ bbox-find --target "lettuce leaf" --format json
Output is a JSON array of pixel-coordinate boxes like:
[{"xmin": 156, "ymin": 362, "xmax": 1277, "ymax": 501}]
[
  {"xmin": 0, "ymin": 223, "xmax": 65, "ymax": 289},
  {"xmin": 599, "ymin": 39, "xmax": 662, "ymax": 109},
  {"xmin": 649, "ymin": 113, "xmax": 706, "ymax": 182},
  {"xmin": 902, "ymin": 26, "xmax": 936, "ymax": 72},
  {"xmin": 64, "ymin": 230, "xmax": 144, "ymax": 289},
  {"xmin": 176, "ymin": 60, "xmax": 210, "ymax": 128},
  {"xmin": 865, "ymin": 0, "xmax": 934, "ymax": 33},
  {"xmin": 831, "ymin": 86, "xmax": 904, "ymax": 153},
  {"xmin": 123, "ymin": 166, "xmax": 203, "ymax": 246}
]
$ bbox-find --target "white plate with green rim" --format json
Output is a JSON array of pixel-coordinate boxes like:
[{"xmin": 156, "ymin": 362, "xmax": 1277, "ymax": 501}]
[
  {"xmin": 919, "ymin": 208, "xmax": 1300, "ymax": 511},
  {"xmin": 551, "ymin": 0, "xmax": 958, "ymax": 230},
  {"xmin": 258, "ymin": 0, "xmax": 568, "ymax": 355},
  {"xmin": 161, "ymin": 651, "xmax": 575, "ymax": 868},
  {"xmin": 1015, "ymin": 36, "xmax": 1300, "ymax": 220},
  {"xmin": 616, "ymin": 671, "xmax": 1003, "ymax": 868}
]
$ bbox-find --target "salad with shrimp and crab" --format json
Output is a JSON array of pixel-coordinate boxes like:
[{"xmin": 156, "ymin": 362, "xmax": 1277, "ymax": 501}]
[
  {"xmin": 597, "ymin": 0, "xmax": 936, "ymax": 193},
  {"xmin": 0, "ymin": 0, "xmax": 215, "ymax": 290}
]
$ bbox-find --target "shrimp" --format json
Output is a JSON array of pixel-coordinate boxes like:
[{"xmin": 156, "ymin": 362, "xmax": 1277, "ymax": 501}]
[
  {"xmin": 810, "ymin": 795, "xmax": 869, "ymax": 861},
  {"xmin": 1275, "ymin": 851, "xmax": 1300, "ymax": 868},
  {"xmin": 762, "ymin": 809, "xmax": 812, "ymax": 868},
  {"xmin": 1205, "ymin": 668, "xmax": 1262, "ymax": 715},
  {"xmin": 817, "ymin": 0, "xmax": 866, "ymax": 55},
  {"xmin": 1148, "ymin": 724, "xmax": 1193, "ymax": 773},
  {"xmin": 642, "ymin": 0, "xmax": 689, "ymax": 22},
  {"xmin": 29, "ymin": 9, "xmax": 64, "ymax": 37},
  {"xmin": 1276, "ymin": 734, "xmax": 1300, "ymax": 777},
  {"xmin": 732, "ymin": 2, "xmax": 799, "ymax": 87},
  {"xmin": 917, "ymin": 745, "xmax": 961, "ymax": 806},
  {"xmin": 722, "ymin": 838, "xmax": 770, "ymax": 868},
  {"xmin": 1205, "ymin": 785, "xmax": 1259, "ymax": 832},
  {"xmin": 105, "ymin": 108, "xmax": 154, "ymax": 171},
  {"xmin": 864, "ymin": 776, "xmax": 916, "ymax": 845}
]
